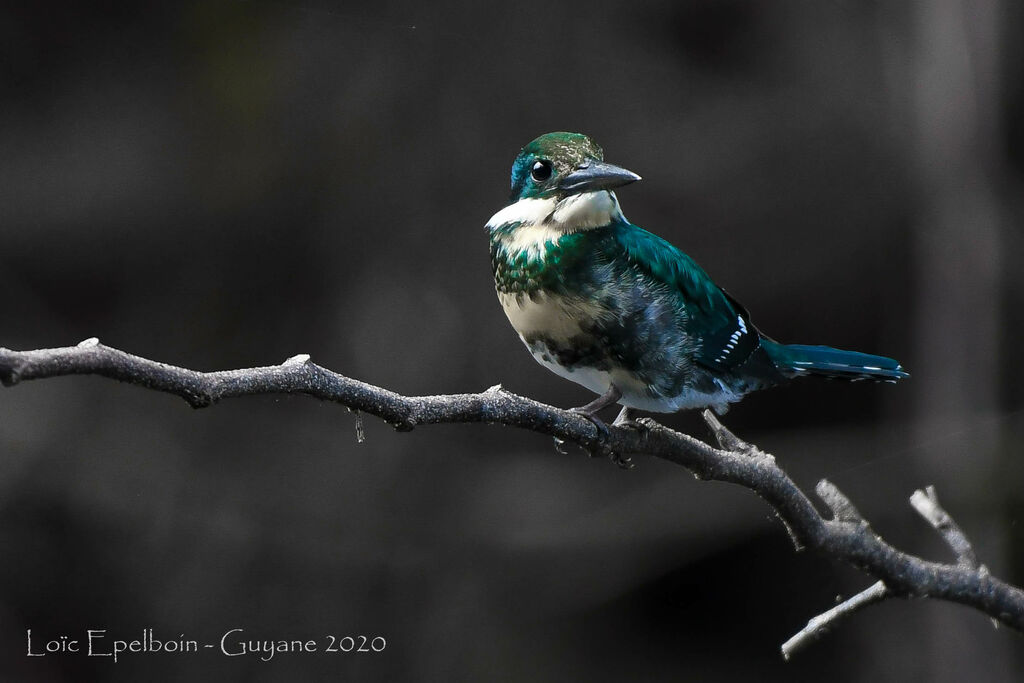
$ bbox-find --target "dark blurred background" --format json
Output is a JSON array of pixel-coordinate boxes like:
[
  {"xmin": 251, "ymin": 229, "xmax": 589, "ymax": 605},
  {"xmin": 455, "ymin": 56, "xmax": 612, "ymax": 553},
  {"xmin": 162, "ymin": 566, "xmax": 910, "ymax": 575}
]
[{"xmin": 1, "ymin": 0, "xmax": 1023, "ymax": 680}]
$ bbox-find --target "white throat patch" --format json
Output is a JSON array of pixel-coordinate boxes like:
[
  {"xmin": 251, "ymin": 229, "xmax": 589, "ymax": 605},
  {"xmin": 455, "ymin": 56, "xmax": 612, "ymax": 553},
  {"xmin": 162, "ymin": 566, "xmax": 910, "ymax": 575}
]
[
  {"xmin": 486, "ymin": 191, "xmax": 624, "ymax": 232},
  {"xmin": 550, "ymin": 191, "xmax": 623, "ymax": 229},
  {"xmin": 486, "ymin": 191, "xmax": 625, "ymax": 260}
]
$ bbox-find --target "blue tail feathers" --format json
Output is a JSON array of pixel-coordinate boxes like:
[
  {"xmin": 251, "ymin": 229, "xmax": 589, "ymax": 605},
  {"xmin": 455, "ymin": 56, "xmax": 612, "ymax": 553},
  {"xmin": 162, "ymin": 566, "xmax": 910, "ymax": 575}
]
[{"xmin": 762, "ymin": 341, "xmax": 908, "ymax": 382}]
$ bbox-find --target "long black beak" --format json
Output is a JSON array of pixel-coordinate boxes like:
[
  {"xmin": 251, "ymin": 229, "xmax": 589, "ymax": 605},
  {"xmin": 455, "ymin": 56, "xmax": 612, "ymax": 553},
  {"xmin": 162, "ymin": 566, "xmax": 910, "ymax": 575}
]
[{"xmin": 558, "ymin": 160, "xmax": 641, "ymax": 193}]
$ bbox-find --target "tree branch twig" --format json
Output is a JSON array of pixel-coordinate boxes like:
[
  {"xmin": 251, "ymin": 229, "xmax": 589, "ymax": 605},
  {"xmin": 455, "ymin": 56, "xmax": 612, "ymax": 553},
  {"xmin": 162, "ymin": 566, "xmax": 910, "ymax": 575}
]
[
  {"xmin": 1, "ymin": 340, "xmax": 1021, "ymax": 655},
  {"xmin": 782, "ymin": 481, "xmax": 997, "ymax": 658},
  {"xmin": 910, "ymin": 485, "xmax": 980, "ymax": 569},
  {"xmin": 781, "ymin": 580, "xmax": 889, "ymax": 659}
]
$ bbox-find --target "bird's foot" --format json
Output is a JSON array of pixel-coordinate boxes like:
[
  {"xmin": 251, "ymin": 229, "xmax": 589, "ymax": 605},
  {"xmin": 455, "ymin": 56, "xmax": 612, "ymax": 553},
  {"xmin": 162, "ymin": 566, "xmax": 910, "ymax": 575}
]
[
  {"xmin": 611, "ymin": 406, "xmax": 646, "ymax": 431},
  {"xmin": 605, "ymin": 407, "xmax": 647, "ymax": 468},
  {"xmin": 568, "ymin": 384, "xmax": 622, "ymax": 439},
  {"xmin": 570, "ymin": 405, "xmax": 611, "ymax": 440},
  {"xmin": 558, "ymin": 386, "xmax": 636, "ymax": 468},
  {"xmin": 608, "ymin": 450, "xmax": 634, "ymax": 469},
  {"xmin": 701, "ymin": 409, "xmax": 772, "ymax": 462},
  {"xmin": 570, "ymin": 405, "xmax": 637, "ymax": 469}
]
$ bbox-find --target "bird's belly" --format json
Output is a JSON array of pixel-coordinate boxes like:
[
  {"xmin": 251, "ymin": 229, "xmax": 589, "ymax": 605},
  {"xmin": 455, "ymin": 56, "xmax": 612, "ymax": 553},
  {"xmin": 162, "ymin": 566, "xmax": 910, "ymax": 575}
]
[
  {"xmin": 530, "ymin": 348, "xmax": 739, "ymax": 413},
  {"xmin": 497, "ymin": 289, "xmax": 742, "ymax": 413},
  {"xmin": 497, "ymin": 290, "xmax": 605, "ymax": 342}
]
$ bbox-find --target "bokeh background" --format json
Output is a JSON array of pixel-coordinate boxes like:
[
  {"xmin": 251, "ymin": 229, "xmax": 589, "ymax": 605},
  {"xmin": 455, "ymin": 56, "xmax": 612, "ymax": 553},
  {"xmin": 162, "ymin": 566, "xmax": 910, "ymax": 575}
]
[{"xmin": 1, "ymin": 1, "xmax": 1023, "ymax": 680}]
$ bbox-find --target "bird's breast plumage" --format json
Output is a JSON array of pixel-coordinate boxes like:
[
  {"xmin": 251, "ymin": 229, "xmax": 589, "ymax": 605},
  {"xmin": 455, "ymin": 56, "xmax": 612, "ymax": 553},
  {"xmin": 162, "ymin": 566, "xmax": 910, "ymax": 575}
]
[
  {"xmin": 497, "ymin": 289, "xmax": 610, "ymax": 344},
  {"xmin": 487, "ymin": 213, "xmax": 744, "ymax": 411}
]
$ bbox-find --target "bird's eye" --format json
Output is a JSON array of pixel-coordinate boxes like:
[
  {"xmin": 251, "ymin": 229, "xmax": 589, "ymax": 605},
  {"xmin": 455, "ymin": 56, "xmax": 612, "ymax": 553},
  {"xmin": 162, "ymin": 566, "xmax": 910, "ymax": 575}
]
[{"xmin": 531, "ymin": 160, "xmax": 553, "ymax": 182}]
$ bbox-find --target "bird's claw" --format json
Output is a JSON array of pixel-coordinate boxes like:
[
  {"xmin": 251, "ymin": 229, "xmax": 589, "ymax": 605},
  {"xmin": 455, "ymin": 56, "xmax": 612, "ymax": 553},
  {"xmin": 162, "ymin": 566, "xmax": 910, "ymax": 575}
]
[
  {"xmin": 570, "ymin": 406, "xmax": 610, "ymax": 440},
  {"xmin": 611, "ymin": 406, "xmax": 647, "ymax": 431},
  {"xmin": 609, "ymin": 451, "xmax": 634, "ymax": 469},
  {"xmin": 566, "ymin": 406, "xmax": 638, "ymax": 468}
]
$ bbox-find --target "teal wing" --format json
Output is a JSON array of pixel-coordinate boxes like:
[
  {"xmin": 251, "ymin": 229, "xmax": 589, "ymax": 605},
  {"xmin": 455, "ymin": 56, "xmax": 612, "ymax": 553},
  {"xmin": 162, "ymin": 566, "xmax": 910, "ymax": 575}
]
[{"xmin": 611, "ymin": 223, "xmax": 763, "ymax": 373}]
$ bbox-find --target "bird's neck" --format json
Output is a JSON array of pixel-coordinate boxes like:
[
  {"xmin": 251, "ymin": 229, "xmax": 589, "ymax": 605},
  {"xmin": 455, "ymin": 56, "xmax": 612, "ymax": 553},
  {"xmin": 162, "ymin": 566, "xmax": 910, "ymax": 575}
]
[
  {"xmin": 487, "ymin": 191, "xmax": 624, "ymax": 295},
  {"xmin": 487, "ymin": 190, "xmax": 625, "ymax": 235}
]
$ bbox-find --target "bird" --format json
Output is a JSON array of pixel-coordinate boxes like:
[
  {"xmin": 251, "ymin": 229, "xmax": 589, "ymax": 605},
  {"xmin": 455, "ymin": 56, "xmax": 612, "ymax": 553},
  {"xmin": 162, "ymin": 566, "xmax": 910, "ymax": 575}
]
[{"xmin": 485, "ymin": 132, "xmax": 907, "ymax": 433}]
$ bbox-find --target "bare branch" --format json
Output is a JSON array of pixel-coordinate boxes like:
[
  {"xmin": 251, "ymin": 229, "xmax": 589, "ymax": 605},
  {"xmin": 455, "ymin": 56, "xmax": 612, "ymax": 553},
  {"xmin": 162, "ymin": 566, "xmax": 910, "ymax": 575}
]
[
  {"xmin": 785, "ymin": 481, "xmax": 998, "ymax": 655},
  {"xmin": 780, "ymin": 482, "xmax": 885, "ymax": 656},
  {"xmin": 781, "ymin": 580, "xmax": 889, "ymax": 660},
  {"xmin": 910, "ymin": 485, "xmax": 980, "ymax": 569},
  {"xmin": 2, "ymin": 340, "xmax": 1023, "ymax": 654},
  {"xmin": 816, "ymin": 479, "xmax": 867, "ymax": 525}
]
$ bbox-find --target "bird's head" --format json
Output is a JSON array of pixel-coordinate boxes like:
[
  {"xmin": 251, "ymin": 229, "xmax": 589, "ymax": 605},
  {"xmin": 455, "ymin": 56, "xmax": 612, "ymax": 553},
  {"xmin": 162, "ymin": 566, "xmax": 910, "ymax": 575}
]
[{"xmin": 509, "ymin": 132, "xmax": 641, "ymax": 203}]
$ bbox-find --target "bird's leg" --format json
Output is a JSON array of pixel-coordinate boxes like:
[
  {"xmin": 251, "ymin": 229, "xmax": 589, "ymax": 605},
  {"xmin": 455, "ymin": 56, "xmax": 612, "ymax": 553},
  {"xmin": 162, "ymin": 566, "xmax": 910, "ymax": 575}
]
[
  {"xmin": 555, "ymin": 386, "xmax": 638, "ymax": 468},
  {"xmin": 569, "ymin": 384, "xmax": 622, "ymax": 438},
  {"xmin": 611, "ymin": 406, "xmax": 645, "ymax": 430}
]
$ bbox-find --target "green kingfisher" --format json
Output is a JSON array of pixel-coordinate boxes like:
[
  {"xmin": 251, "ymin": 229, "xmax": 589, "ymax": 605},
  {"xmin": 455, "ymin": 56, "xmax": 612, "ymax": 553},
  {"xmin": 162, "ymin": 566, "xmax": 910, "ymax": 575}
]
[{"xmin": 486, "ymin": 132, "xmax": 907, "ymax": 431}]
